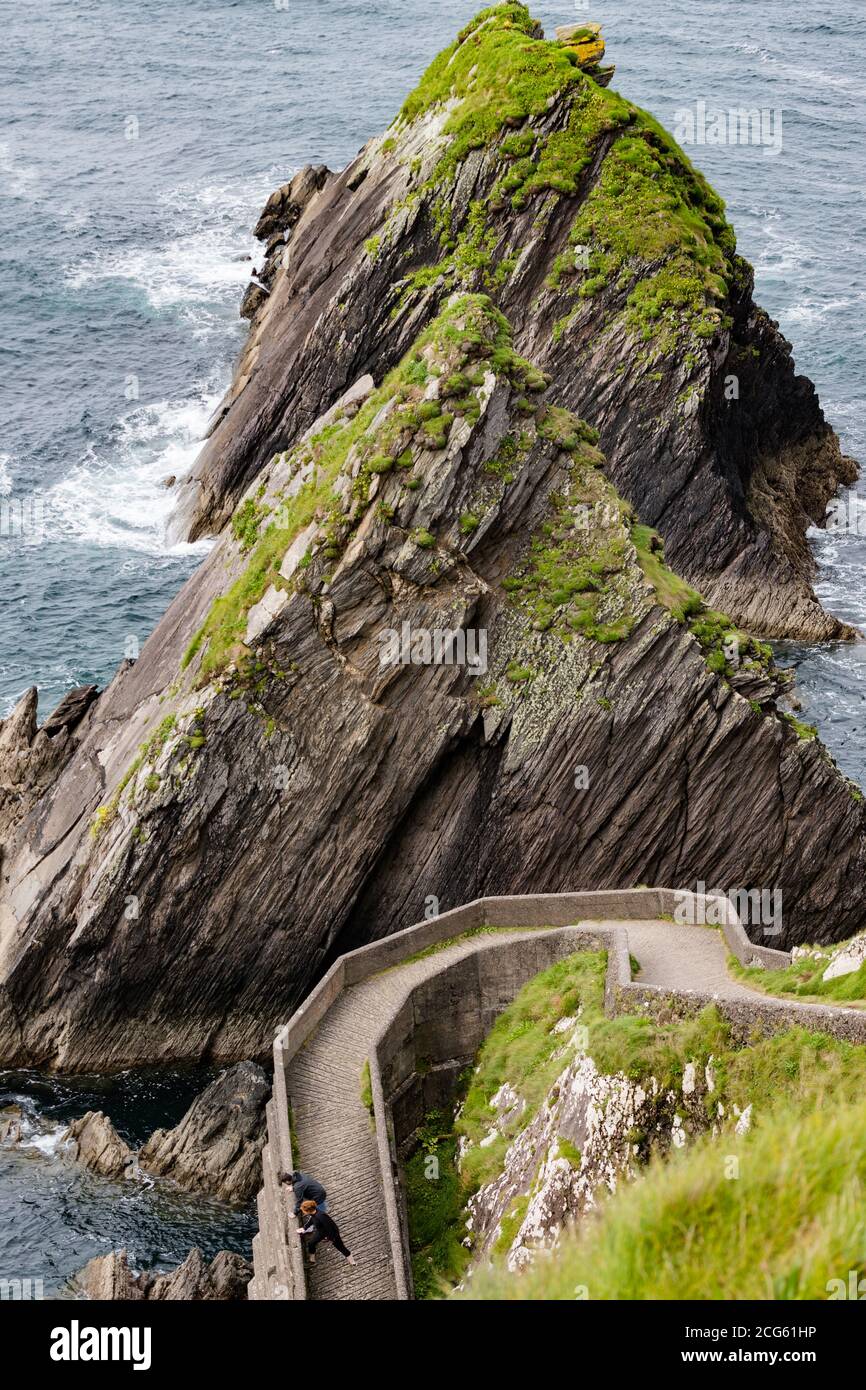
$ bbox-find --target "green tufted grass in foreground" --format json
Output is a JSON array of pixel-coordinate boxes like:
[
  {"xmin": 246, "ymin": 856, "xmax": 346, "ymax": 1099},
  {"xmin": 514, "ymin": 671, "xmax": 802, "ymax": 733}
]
[
  {"xmin": 403, "ymin": 944, "xmax": 866, "ymax": 1298},
  {"xmin": 463, "ymin": 1096, "xmax": 866, "ymax": 1300}
]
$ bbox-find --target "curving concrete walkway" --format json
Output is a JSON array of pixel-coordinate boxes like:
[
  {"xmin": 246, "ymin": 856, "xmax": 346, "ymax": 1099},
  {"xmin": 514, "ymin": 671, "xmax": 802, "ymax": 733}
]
[
  {"xmin": 287, "ymin": 927, "xmax": 542, "ymax": 1300},
  {"xmin": 284, "ymin": 917, "xmax": 764, "ymax": 1300},
  {"xmin": 619, "ymin": 919, "xmax": 758, "ymax": 999}
]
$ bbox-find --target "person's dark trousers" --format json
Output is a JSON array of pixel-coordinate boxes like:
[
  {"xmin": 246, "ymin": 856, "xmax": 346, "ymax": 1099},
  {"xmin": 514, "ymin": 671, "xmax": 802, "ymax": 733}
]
[{"xmin": 307, "ymin": 1231, "xmax": 351, "ymax": 1259}]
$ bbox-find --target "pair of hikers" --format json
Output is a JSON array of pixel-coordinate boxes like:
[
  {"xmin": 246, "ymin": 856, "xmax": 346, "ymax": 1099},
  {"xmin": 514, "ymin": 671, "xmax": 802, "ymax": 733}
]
[{"xmin": 281, "ymin": 1169, "xmax": 355, "ymax": 1267}]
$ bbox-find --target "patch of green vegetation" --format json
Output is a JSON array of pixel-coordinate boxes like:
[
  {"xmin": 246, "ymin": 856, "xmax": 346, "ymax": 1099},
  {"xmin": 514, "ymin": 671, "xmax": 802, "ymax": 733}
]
[
  {"xmin": 231, "ymin": 496, "xmax": 271, "ymax": 553},
  {"xmin": 690, "ymin": 609, "xmax": 775, "ymax": 680},
  {"xmin": 392, "ymin": 7, "xmax": 635, "ymax": 305},
  {"xmin": 560, "ymin": 120, "xmax": 735, "ymax": 351},
  {"xmin": 729, "ymin": 945, "xmax": 866, "ymax": 1008},
  {"xmin": 403, "ymin": 1112, "xmax": 472, "ymax": 1299},
  {"xmin": 391, "ymin": 3, "xmax": 739, "ymax": 362},
  {"xmin": 466, "ymin": 1094, "xmax": 866, "ymax": 1299},
  {"xmin": 538, "ymin": 405, "xmax": 598, "ymax": 452},
  {"xmin": 398, "ymin": 5, "xmax": 585, "ymax": 183},
  {"xmin": 494, "ymin": 1195, "xmax": 530, "ymax": 1254},
  {"xmin": 181, "ymin": 422, "xmax": 359, "ymax": 678},
  {"xmin": 401, "ymin": 925, "xmax": 509, "ymax": 968},
  {"xmin": 503, "ymin": 415, "xmax": 636, "ymax": 646},
  {"xmin": 556, "ymin": 1137, "xmax": 582, "ymax": 1170},
  {"xmin": 457, "ymin": 953, "xmax": 602, "ymax": 1192},
  {"xmin": 782, "ymin": 712, "xmax": 818, "ymax": 741},
  {"xmin": 360, "ymin": 1060, "xmax": 374, "ymax": 1116},
  {"xmin": 500, "ymin": 130, "xmax": 536, "ymax": 159},
  {"xmin": 90, "ymin": 714, "xmax": 178, "ymax": 838},
  {"xmin": 631, "ymin": 524, "xmax": 703, "ymax": 622},
  {"xmin": 631, "ymin": 530, "xmax": 781, "ymax": 683}
]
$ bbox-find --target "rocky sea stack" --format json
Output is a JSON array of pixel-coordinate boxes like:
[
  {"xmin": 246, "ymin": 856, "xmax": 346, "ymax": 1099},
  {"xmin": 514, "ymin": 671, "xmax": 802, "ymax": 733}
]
[{"xmin": 0, "ymin": 4, "xmax": 863, "ymax": 1072}]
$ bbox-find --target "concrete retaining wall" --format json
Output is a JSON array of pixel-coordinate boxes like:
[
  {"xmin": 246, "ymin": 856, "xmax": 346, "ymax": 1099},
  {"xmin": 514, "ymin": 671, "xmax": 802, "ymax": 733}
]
[{"xmin": 371, "ymin": 927, "xmax": 604, "ymax": 1298}]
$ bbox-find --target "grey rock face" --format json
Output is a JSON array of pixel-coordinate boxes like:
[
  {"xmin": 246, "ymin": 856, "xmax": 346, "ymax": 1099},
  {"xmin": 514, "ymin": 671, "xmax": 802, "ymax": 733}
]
[
  {"xmin": 462, "ymin": 1043, "xmax": 729, "ymax": 1278},
  {"xmin": 168, "ymin": 54, "xmax": 855, "ymax": 643},
  {"xmin": 0, "ymin": 295, "xmax": 861, "ymax": 1074},
  {"xmin": 138, "ymin": 1062, "xmax": 268, "ymax": 1203},
  {"xmin": 77, "ymin": 1247, "xmax": 252, "ymax": 1301},
  {"xmin": 64, "ymin": 1111, "xmax": 135, "ymax": 1179},
  {"xmin": 0, "ymin": 684, "xmax": 98, "ymax": 843}
]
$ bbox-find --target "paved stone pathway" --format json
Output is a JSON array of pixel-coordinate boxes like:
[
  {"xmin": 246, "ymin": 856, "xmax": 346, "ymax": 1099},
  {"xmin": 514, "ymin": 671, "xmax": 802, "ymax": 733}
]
[
  {"xmin": 284, "ymin": 918, "xmax": 785, "ymax": 1300},
  {"xmin": 287, "ymin": 927, "xmax": 542, "ymax": 1300},
  {"xmin": 605, "ymin": 918, "xmax": 758, "ymax": 999}
]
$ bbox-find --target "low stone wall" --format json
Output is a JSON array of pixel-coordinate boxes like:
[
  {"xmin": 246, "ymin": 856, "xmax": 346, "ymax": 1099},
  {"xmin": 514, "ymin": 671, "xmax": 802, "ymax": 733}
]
[
  {"xmin": 377, "ymin": 929, "xmax": 604, "ymax": 1154},
  {"xmin": 613, "ymin": 980, "xmax": 866, "ymax": 1046},
  {"xmin": 249, "ymin": 887, "xmax": 805, "ymax": 1300}
]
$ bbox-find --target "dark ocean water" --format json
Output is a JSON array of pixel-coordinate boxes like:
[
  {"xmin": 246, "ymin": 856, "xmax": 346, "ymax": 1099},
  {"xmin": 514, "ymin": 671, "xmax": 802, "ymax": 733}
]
[
  {"xmin": 0, "ymin": 0, "xmax": 863, "ymax": 1292},
  {"xmin": 0, "ymin": 1067, "xmax": 257, "ymax": 1296}
]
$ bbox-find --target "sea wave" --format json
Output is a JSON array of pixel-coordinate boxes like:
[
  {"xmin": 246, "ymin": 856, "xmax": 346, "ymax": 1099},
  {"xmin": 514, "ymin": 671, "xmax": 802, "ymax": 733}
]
[
  {"xmin": 41, "ymin": 387, "xmax": 220, "ymax": 555},
  {"xmin": 63, "ymin": 166, "xmax": 295, "ymax": 340},
  {"xmin": 0, "ymin": 140, "xmax": 40, "ymax": 200}
]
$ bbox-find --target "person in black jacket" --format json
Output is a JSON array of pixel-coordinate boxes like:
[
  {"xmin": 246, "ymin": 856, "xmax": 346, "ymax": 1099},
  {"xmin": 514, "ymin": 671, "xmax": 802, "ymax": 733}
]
[
  {"xmin": 280, "ymin": 1169, "xmax": 328, "ymax": 1215},
  {"xmin": 296, "ymin": 1200, "xmax": 356, "ymax": 1266}
]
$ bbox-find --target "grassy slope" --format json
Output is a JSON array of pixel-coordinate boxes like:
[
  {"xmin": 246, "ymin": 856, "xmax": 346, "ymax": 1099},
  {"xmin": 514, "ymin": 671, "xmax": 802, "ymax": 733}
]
[
  {"xmin": 466, "ymin": 1097, "xmax": 866, "ymax": 1300},
  {"xmin": 729, "ymin": 945, "xmax": 866, "ymax": 1008},
  {"xmin": 403, "ymin": 943, "xmax": 866, "ymax": 1299}
]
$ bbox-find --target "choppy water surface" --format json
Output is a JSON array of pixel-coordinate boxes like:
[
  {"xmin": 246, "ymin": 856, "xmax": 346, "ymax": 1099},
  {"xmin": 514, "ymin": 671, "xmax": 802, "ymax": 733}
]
[{"xmin": 0, "ymin": 1068, "xmax": 257, "ymax": 1297}]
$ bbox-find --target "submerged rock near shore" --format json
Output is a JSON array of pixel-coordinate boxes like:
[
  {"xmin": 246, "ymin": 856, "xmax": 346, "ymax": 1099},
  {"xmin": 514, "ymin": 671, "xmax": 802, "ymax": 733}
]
[
  {"xmin": 0, "ymin": 5, "xmax": 863, "ymax": 1072},
  {"xmin": 64, "ymin": 1111, "xmax": 135, "ymax": 1180},
  {"xmin": 60, "ymin": 1064, "xmax": 267, "ymax": 1202}
]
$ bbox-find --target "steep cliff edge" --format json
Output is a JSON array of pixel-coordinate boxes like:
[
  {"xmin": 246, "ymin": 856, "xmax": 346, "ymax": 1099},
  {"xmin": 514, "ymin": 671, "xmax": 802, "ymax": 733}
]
[
  {"xmin": 169, "ymin": 3, "xmax": 856, "ymax": 641},
  {"xmin": 0, "ymin": 292, "xmax": 862, "ymax": 1072}
]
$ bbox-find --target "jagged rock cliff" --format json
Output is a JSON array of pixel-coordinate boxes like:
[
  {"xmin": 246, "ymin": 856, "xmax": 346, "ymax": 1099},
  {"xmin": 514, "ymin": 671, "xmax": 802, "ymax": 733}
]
[
  {"xmin": 169, "ymin": 4, "xmax": 856, "ymax": 641},
  {"xmin": 0, "ymin": 6, "xmax": 863, "ymax": 1072}
]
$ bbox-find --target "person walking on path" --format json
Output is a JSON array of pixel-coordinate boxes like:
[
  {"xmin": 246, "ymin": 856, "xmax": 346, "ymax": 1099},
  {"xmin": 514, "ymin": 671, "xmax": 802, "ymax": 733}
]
[
  {"xmin": 281, "ymin": 1169, "xmax": 328, "ymax": 1215},
  {"xmin": 296, "ymin": 1199, "xmax": 356, "ymax": 1266}
]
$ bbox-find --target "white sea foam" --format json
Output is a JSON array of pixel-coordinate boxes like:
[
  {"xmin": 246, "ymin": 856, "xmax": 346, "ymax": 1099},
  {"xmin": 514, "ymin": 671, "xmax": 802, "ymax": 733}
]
[
  {"xmin": 64, "ymin": 166, "xmax": 296, "ymax": 340},
  {"xmin": 54, "ymin": 169, "xmax": 298, "ymax": 552},
  {"xmin": 728, "ymin": 41, "xmax": 861, "ymax": 93},
  {"xmin": 749, "ymin": 210, "xmax": 811, "ymax": 279},
  {"xmin": 27, "ymin": 1124, "xmax": 68, "ymax": 1158},
  {"xmin": 42, "ymin": 387, "xmax": 219, "ymax": 555},
  {"xmin": 2, "ymin": 1102, "xmax": 67, "ymax": 1157},
  {"xmin": 0, "ymin": 141, "xmax": 40, "ymax": 200},
  {"xmin": 0, "ymin": 454, "xmax": 12, "ymax": 496}
]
